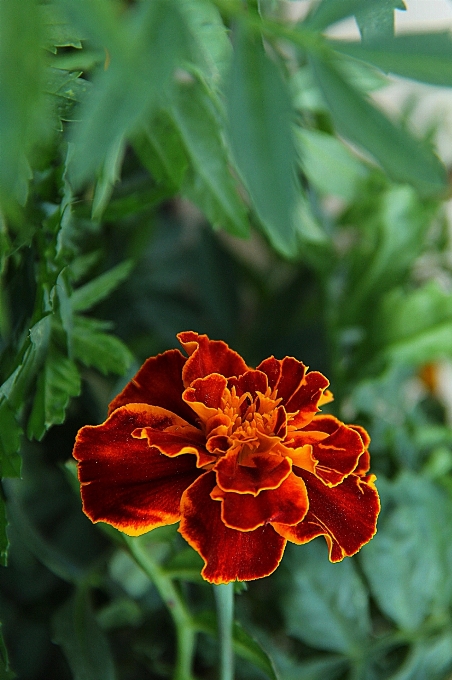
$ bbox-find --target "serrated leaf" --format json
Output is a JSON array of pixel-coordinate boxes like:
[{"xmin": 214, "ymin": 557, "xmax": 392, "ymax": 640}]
[
  {"xmin": 27, "ymin": 346, "xmax": 81, "ymax": 440},
  {"xmin": 0, "ymin": 401, "xmax": 22, "ymax": 478},
  {"xmin": 71, "ymin": 260, "xmax": 133, "ymax": 312},
  {"xmin": 283, "ymin": 541, "xmax": 370, "ymax": 655},
  {"xmin": 170, "ymin": 79, "xmax": 249, "ymax": 238},
  {"xmin": 72, "ymin": 316, "xmax": 133, "ymax": 375},
  {"xmin": 360, "ymin": 473, "xmax": 452, "ymax": 630},
  {"xmin": 0, "ymin": 0, "xmax": 46, "ymax": 206},
  {"xmin": 40, "ymin": 3, "xmax": 84, "ymax": 53},
  {"xmin": 63, "ymin": 0, "xmax": 192, "ymax": 186},
  {"xmin": 194, "ymin": 611, "xmax": 278, "ymax": 680},
  {"xmin": 0, "ymin": 316, "xmax": 51, "ymax": 412},
  {"xmin": 331, "ymin": 32, "xmax": 452, "ymax": 87},
  {"xmin": 53, "ymin": 589, "xmax": 116, "ymax": 680},
  {"xmin": 310, "ymin": 56, "xmax": 447, "ymax": 197},
  {"xmin": 45, "ymin": 68, "xmax": 91, "ymax": 126},
  {"xmin": 296, "ymin": 128, "xmax": 367, "ymax": 200},
  {"xmin": 226, "ymin": 22, "xmax": 298, "ymax": 256}
]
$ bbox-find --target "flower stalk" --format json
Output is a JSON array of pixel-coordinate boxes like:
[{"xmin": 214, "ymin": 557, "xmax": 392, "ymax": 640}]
[
  {"xmin": 214, "ymin": 583, "xmax": 235, "ymax": 680},
  {"xmin": 124, "ymin": 535, "xmax": 196, "ymax": 680}
]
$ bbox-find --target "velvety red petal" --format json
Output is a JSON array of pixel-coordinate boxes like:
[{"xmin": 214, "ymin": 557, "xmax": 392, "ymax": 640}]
[
  {"xmin": 108, "ymin": 349, "xmax": 197, "ymax": 425},
  {"xmin": 349, "ymin": 425, "xmax": 371, "ymax": 475},
  {"xmin": 132, "ymin": 406, "xmax": 214, "ymax": 468},
  {"xmin": 228, "ymin": 370, "xmax": 268, "ymax": 399},
  {"xmin": 215, "ymin": 450, "xmax": 292, "ymax": 495},
  {"xmin": 178, "ymin": 331, "xmax": 248, "ymax": 387},
  {"xmin": 179, "ymin": 471, "xmax": 287, "ymax": 583},
  {"xmin": 290, "ymin": 415, "xmax": 365, "ymax": 486},
  {"xmin": 257, "ymin": 356, "xmax": 329, "ymax": 427},
  {"xmin": 183, "ymin": 374, "xmax": 228, "ymax": 423},
  {"xmin": 212, "ymin": 472, "xmax": 308, "ymax": 531},
  {"xmin": 273, "ymin": 469, "xmax": 380, "ymax": 561},
  {"xmin": 73, "ymin": 404, "xmax": 201, "ymax": 536}
]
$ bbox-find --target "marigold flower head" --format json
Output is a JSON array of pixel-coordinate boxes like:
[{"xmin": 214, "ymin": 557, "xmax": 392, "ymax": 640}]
[{"xmin": 73, "ymin": 332, "xmax": 380, "ymax": 584}]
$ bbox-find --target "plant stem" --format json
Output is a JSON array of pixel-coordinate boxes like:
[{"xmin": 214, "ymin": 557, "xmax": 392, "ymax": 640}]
[
  {"xmin": 214, "ymin": 583, "xmax": 235, "ymax": 680},
  {"xmin": 124, "ymin": 536, "xmax": 196, "ymax": 680}
]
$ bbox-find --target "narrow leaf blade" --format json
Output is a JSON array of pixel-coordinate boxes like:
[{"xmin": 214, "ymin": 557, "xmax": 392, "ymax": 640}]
[
  {"xmin": 227, "ymin": 22, "xmax": 298, "ymax": 256},
  {"xmin": 310, "ymin": 56, "xmax": 447, "ymax": 196}
]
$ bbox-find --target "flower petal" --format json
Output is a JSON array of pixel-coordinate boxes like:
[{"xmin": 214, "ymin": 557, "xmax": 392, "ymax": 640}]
[
  {"xmin": 183, "ymin": 373, "xmax": 228, "ymax": 422},
  {"xmin": 108, "ymin": 349, "xmax": 196, "ymax": 425},
  {"xmin": 132, "ymin": 406, "xmax": 214, "ymax": 468},
  {"xmin": 179, "ymin": 471, "xmax": 287, "ymax": 583},
  {"xmin": 257, "ymin": 356, "xmax": 330, "ymax": 427},
  {"xmin": 212, "ymin": 472, "xmax": 309, "ymax": 531},
  {"xmin": 228, "ymin": 370, "xmax": 268, "ymax": 399},
  {"xmin": 290, "ymin": 415, "xmax": 365, "ymax": 486},
  {"xmin": 273, "ymin": 469, "xmax": 380, "ymax": 561},
  {"xmin": 215, "ymin": 450, "xmax": 292, "ymax": 495},
  {"xmin": 73, "ymin": 404, "xmax": 201, "ymax": 536},
  {"xmin": 178, "ymin": 331, "xmax": 248, "ymax": 387},
  {"xmin": 349, "ymin": 425, "xmax": 371, "ymax": 476}
]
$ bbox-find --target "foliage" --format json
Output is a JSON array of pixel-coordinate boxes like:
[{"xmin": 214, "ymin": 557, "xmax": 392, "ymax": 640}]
[{"xmin": 1, "ymin": 0, "xmax": 452, "ymax": 678}]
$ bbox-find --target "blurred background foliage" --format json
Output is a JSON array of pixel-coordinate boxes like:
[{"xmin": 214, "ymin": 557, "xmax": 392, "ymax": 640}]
[{"xmin": 2, "ymin": 0, "xmax": 452, "ymax": 678}]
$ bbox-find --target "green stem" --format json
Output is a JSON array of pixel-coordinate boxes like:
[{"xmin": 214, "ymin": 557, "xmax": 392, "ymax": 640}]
[
  {"xmin": 214, "ymin": 583, "xmax": 235, "ymax": 680},
  {"xmin": 124, "ymin": 536, "xmax": 196, "ymax": 680}
]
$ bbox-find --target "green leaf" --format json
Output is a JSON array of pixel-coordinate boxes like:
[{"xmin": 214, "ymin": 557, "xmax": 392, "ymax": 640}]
[
  {"xmin": 0, "ymin": 498, "xmax": 9, "ymax": 568},
  {"xmin": 355, "ymin": 0, "xmax": 406, "ymax": 42},
  {"xmin": 63, "ymin": 0, "xmax": 192, "ymax": 186},
  {"xmin": 53, "ymin": 589, "xmax": 116, "ymax": 680},
  {"xmin": 331, "ymin": 32, "xmax": 452, "ymax": 87},
  {"xmin": 389, "ymin": 631, "xmax": 452, "ymax": 680},
  {"xmin": 71, "ymin": 260, "xmax": 134, "ymax": 312},
  {"xmin": 341, "ymin": 185, "xmax": 434, "ymax": 325},
  {"xmin": 45, "ymin": 68, "xmax": 91, "ymax": 128},
  {"xmin": 72, "ymin": 316, "xmax": 133, "ymax": 375},
  {"xmin": 40, "ymin": 2, "xmax": 84, "ymax": 53},
  {"xmin": 0, "ymin": 622, "xmax": 15, "ymax": 679},
  {"xmin": 310, "ymin": 56, "xmax": 447, "ymax": 197},
  {"xmin": 375, "ymin": 282, "xmax": 452, "ymax": 367},
  {"xmin": 7, "ymin": 490, "xmax": 85, "ymax": 582},
  {"xmin": 226, "ymin": 22, "xmax": 298, "ymax": 256},
  {"xmin": 0, "ymin": 0, "xmax": 46, "ymax": 206},
  {"xmin": 91, "ymin": 138, "xmax": 125, "ymax": 221},
  {"xmin": 194, "ymin": 611, "xmax": 278, "ymax": 680},
  {"xmin": 0, "ymin": 316, "xmax": 51, "ymax": 412},
  {"xmin": 163, "ymin": 547, "xmax": 205, "ymax": 583},
  {"xmin": 140, "ymin": 79, "xmax": 249, "ymax": 237},
  {"xmin": 296, "ymin": 128, "xmax": 367, "ymax": 200},
  {"xmin": 171, "ymin": 79, "xmax": 249, "ymax": 238},
  {"xmin": 138, "ymin": 112, "xmax": 189, "ymax": 190},
  {"xmin": 360, "ymin": 473, "xmax": 452, "ymax": 630},
  {"xmin": 0, "ymin": 401, "xmax": 22, "ymax": 478},
  {"xmin": 303, "ymin": 0, "xmax": 395, "ymax": 32},
  {"xmin": 179, "ymin": 0, "xmax": 232, "ymax": 84},
  {"xmin": 27, "ymin": 346, "xmax": 81, "ymax": 440},
  {"xmin": 283, "ymin": 541, "xmax": 371, "ymax": 655}
]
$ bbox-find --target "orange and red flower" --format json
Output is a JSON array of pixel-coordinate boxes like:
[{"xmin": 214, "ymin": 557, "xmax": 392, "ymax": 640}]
[{"xmin": 73, "ymin": 331, "xmax": 380, "ymax": 584}]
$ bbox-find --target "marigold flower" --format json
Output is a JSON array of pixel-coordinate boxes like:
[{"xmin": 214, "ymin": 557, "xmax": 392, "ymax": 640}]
[{"xmin": 73, "ymin": 331, "xmax": 380, "ymax": 584}]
